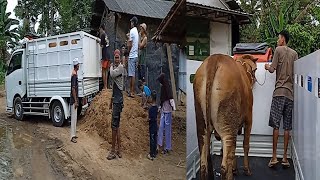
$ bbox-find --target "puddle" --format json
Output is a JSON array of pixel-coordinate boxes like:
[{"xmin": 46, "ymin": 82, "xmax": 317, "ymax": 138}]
[{"xmin": 0, "ymin": 124, "xmax": 13, "ymax": 179}]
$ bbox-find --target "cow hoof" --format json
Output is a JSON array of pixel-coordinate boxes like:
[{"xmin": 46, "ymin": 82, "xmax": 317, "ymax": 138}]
[{"xmin": 243, "ymin": 167, "xmax": 252, "ymax": 176}]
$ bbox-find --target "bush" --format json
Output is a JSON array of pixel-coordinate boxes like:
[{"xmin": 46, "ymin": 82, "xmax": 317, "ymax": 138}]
[{"xmin": 0, "ymin": 60, "xmax": 6, "ymax": 84}]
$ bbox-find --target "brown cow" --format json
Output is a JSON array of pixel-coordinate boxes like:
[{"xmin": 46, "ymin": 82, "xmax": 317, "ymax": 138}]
[{"xmin": 193, "ymin": 54, "xmax": 258, "ymax": 180}]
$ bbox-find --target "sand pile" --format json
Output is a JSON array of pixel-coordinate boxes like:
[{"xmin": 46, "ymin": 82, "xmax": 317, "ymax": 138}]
[
  {"xmin": 81, "ymin": 89, "xmax": 149, "ymax": 156},
  {"xmin": 81, "ymin": 89, "xmax": 186, "ymax": 157}
]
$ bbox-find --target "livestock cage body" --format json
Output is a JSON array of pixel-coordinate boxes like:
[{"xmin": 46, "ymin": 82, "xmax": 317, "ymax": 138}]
[{"xmin": 26, "ymin": 31, "xmax": 102, "ymax": 98}]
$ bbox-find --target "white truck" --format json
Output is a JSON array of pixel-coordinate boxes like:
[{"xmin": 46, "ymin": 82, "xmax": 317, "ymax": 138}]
[{"xmin": 5, "ymin": 31, "xmax": 102, "ymax": 127}]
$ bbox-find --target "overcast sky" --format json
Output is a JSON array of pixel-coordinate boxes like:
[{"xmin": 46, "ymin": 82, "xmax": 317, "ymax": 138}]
[{"xmin": 6, "ymin": 0, "xmax": 17, "ymax": 18}]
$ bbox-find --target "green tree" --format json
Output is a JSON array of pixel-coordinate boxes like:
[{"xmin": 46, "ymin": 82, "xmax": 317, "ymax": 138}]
[
  {"xmin": 239, "ymin": 0, "xmax": 262, "ymax": 42},
  {"xmin": 14, "ymin": 0, "xmax": 93, "ymax": 36},
  {"xmin": 57, "ymin": 0, "xmax": 93, "ymax": 34},
  {"xmin": 239, "ymin": 0, "xmax": 320, "ymax": 57},
  {"xmin": 0, "ymin": 0, "xmax": 20, "ymax": 62}
]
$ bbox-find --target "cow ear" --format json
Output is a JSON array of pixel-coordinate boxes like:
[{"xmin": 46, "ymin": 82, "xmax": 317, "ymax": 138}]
[{"xmin": 252, "ymin": 57, "xmax": 258, "ymax": 62}]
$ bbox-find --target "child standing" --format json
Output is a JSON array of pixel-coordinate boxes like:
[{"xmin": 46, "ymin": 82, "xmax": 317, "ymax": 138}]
[
  {"xmin": 147, "ymin": 91, "xmax": 158, "ymax": 160},
  {"xmin": 157, "ymin": 73, "xmax": 174, "ymax": 154}
]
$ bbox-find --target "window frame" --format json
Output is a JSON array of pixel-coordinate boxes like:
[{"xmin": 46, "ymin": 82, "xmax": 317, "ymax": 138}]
[{"xmin": 7, "ymin": 52, "xmax": 23, "ymax": 76}]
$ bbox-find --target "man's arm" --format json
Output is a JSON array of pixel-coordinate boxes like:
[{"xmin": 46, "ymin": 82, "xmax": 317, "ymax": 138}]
[
  {"xmin": 139, "ymin": 36, "xmax": 147, "ymax": 49},
  {"xmin": 127, "ymin": 30, "xmax": 133, "ymax": 53},
  {"xmin": 265, "ymin": 47, "xmax": 279, "ymax": 73},
  {"xmin": 110, "ymin": 64, "xmax": 124, "ymax": 78}
]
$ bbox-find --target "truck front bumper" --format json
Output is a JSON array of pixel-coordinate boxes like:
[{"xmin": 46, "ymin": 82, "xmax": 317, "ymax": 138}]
[{"xmin": 6, "ymin": 107, "xmax": 13, "ymax": 113}]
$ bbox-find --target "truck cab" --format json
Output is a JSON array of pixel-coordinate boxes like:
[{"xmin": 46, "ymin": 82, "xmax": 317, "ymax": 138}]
[{"xmin": 5, "ymin": 49, "xmax": 26, "ymax": 114}]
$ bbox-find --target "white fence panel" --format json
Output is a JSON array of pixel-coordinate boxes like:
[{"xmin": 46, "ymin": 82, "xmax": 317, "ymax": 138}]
[{"xmin": 292, "ymin": 50, "xmax": 320, "ymax": 180}]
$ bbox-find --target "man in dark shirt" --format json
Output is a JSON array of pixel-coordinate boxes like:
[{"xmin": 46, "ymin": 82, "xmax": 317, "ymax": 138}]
[
  {"xmin": 97, "ymin": 26, "xmax": 111, "ymax": 89},
  {"xmin": 147, "ymin": 91, "xmax": 158, "ymax": 160},
  {"xmin": 70, "ymin": 58, "xmax": 79, "ymax": 143},
  {"xmin": 107, "ymin": 49, "xmax": 124, "ymax": 160}
]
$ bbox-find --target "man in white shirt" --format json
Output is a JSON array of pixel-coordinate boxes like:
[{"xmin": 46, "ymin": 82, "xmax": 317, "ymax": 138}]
[{"xmin": 127, "ymin": 16, "xmax": 139, "ymax": 98}]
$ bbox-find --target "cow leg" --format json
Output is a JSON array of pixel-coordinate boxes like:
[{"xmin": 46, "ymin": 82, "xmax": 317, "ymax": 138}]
[
  {"xmin": 214, "ymin": 129, "xmax": 221, "ymax": 141},
  {"xmin": 198, "ymin": 130, "xmax": 213, "ymax": 180},
  {"xmin": 243, "ymin": 119, "xmax": 253, "ymax": 176},
  {"xmin": 237, "ymin": 126, "xmax": 242, "ymax": 135},
  {"xmin": 221, "ymin": 136, "xmax": 236, "ymax": 180},
  {"xmin": 195, "ymin": 102, "xmax": 213, "ymax": 179},
  {"xmin": 232, "ymin": 139, "xmax": 238, "ymax": 176},
  {"xmin": 206, "ymin": 130, "xmax": 214, "ymax": 179}
]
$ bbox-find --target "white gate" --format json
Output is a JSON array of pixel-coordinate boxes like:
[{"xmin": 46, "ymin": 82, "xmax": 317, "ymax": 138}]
[{"xmin": 292, "ymin": 50, "xmax": 320, "ymax": 180}]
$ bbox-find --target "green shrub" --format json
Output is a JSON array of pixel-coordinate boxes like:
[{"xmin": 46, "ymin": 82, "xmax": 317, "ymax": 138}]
[{"xmin": 0, "ymin": 60, "xmax": 6, "ymax": 84}]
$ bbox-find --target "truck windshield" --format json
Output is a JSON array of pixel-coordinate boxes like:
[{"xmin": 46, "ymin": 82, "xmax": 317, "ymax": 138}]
[{"xmin": 7, "ymin": 52, "xmax": 22, "ymax": 76}]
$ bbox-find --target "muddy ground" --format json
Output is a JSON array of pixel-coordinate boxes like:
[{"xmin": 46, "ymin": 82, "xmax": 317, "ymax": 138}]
[{"xmin": 0, "ymin": 86, "xmax": 186, "ymax": 180}]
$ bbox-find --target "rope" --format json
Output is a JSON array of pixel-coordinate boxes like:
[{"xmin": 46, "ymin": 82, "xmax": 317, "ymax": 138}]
[{"xmin": 255, "ymin": 70, "xmax": 268, "ymax": 86}]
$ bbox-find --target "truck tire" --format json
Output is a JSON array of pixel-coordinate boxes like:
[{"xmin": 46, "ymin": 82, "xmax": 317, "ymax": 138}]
[
  {"xmin": 13, "ymin": 97, "xmax": 24, "ymax": 121},
  {"xmin": 51, "ymin": 101, "xmax": 65, "ymax": 127}
]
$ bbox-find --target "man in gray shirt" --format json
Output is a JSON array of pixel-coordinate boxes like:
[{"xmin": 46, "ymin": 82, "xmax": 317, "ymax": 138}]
[{"xmin": 107, "ymin": 49, "xmax": 124, "ymax": 160}]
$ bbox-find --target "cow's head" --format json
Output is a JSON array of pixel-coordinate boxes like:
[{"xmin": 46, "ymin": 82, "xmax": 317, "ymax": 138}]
[{"xmin": 237, "ymin": 54, "xmax": 258, "ymax": 86}]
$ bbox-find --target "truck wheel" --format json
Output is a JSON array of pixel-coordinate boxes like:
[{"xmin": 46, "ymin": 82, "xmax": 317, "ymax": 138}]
[
  {"xmin": 13, "ymin": 97, "xmax": 24, "ymax": 121},
  {"xmin": 51, "ymin": 101, "xmax": 65, "ymax": 127}
]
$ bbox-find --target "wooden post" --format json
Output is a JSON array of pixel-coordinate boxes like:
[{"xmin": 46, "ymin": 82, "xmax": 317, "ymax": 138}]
[{"xmin": 166, "ymin": 43, "xmax": 178, "ymax": 107}]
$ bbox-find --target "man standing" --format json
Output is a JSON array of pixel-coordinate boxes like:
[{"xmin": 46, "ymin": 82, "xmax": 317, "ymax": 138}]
[
  {"xmin": 70, "ymin": 58, "xmax": 80, "ymax": 143},
  {"xmin": 107, "ymin": 49, "xmax": 125, "ymax": 160},
  {"xmin": 265, "ymin": 30, "xmax": 298, "ymax": 168},
  {"xmin": 97, "ymin": 26, "xmax": 111, "ymax": 90},
  {"xmin": 127, "ymin": 16, "xmax": 139, "ymax": 97}
]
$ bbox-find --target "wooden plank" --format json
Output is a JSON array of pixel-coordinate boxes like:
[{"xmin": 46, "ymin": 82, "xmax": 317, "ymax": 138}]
[{"xmin": 166, "ymin": 43, "xmax": 178, "ymax": 107}]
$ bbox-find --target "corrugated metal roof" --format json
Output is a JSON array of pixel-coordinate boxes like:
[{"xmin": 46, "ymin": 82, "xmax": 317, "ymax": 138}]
[
  {"xmin": 187, "ymin": 1, "xmax": 252, "ymax": 17},
  {"xmin": 103, "ymin": 0, "xmax": 174, "ymax": 19},
  {"xmin": 187, "ymin": 0, "xmax": 229, "ymax": 10}
]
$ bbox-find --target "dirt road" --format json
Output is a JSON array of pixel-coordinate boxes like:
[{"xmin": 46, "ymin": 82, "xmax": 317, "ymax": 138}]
[{"xmin": 0, "ymin": 86, "xmax": 186, "ymax": 180}]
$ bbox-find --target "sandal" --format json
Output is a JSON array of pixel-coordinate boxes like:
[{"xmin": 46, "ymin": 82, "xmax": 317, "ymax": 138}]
[
  {"xmin": 281, "ymin": 159, "xmax": 290, "ymax": 168},
  {"xmin": 268, "ymin": 159, "xmax": 279, "ymax": 168},
  {"xmin": 116, "ymin": 151, "xmax": 122, "ymax": 158},
  {"xmin": 147, "ymin": 154, "xmax": 154, "ymax": 161},
  {"xmin": 161, "ymin": 149, "xmax": 169, "ymax": 154},
  {"xmin": 71, "ymin": 137, "xmax": 77, "ymax": 143},
  {"xmin": 107, "ymin": 151, "xmax": 117, "ymax": 160}
]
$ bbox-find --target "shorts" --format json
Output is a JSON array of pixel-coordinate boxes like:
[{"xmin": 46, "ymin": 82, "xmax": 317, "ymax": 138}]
[
  {"xmin": 101, "ymin": 59, "xmax": 110, "ymax": 69},
  {"xmin": 128, "ymin": 57, "xmax": 137, "ymax": 77},
  {"xmin": 269, "ymin": 96, "xmax": 293, "ymax": 130},
  {"xmin": 111, "ymin": 103, "xmax": 123, "ymax": 129}
]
